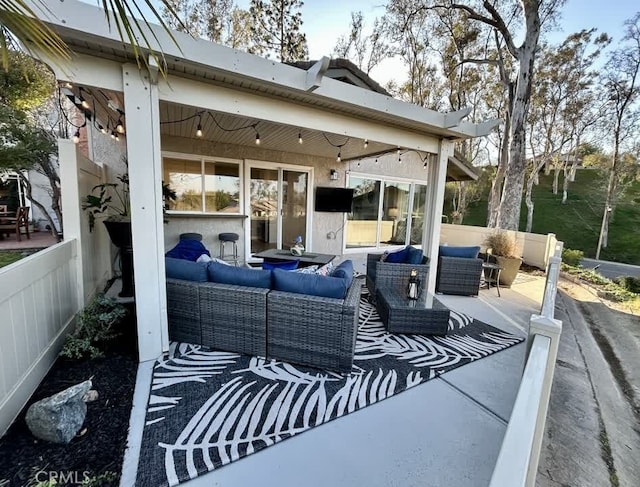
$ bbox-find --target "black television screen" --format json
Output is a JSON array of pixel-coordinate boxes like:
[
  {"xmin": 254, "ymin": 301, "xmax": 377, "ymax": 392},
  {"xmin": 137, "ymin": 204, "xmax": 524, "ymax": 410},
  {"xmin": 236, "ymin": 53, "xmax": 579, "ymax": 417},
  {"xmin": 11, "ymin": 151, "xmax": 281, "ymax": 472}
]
[{"xmin": 315, "ymin": 187, "xmax": 354, "ymax": 212}]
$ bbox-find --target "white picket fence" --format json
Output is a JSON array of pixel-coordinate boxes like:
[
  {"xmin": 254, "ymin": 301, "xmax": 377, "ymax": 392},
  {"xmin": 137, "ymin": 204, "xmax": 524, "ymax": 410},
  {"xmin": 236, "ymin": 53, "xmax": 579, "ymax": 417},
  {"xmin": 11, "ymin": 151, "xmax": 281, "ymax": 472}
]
[
  {"xmin": 490, "ymin": 241, "xmax": 563, "ymax": 486},
  {"xmin": 0, "ymin": 240, "xmax": 80, "ymax": 436}
]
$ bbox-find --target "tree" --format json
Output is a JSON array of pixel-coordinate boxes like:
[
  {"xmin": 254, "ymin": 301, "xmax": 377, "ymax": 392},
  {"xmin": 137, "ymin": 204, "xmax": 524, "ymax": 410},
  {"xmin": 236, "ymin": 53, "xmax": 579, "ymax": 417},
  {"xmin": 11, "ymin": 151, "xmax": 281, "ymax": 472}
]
[
  {"xmin": 445, "ymin": 0, "xmax": 566, "ymax": 230},
  {"xmin": 0, "ymin": 1, "xmax": 180, "ymax": 74},
  {"xmin": 524, "ymin": 30, "xmax": 607, "ymax": 231},
  {"xmin": 333, "ymin": 11, "xmax": 390, "ymax": 75},
  {"xmin": 248, "ymin": 0, "xmax": 308, "ymax": 62},
  {"xmin": 596, "ymin": 12, "xmax": 640, "ymax": 259},
  {"xmin": 0, "ymin": 50, "xmax": 62, "ymax": 238}
]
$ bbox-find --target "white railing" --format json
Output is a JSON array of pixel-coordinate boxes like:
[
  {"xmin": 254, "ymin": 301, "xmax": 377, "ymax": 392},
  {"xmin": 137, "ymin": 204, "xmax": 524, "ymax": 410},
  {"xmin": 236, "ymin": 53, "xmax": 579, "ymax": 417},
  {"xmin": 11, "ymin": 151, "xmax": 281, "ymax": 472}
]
[
  {"xmin": 0, "ymin": 240, "xmax": 81, "ymax": 437},
  {"xmin": 489, "ymin": 242, "xmax": 563, "ymax": 487}
]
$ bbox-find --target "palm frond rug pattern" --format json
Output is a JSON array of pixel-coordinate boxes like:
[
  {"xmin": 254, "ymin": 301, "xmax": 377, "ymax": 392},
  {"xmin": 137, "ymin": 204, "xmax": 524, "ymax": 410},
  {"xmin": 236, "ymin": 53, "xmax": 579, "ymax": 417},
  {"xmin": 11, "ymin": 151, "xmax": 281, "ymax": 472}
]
[{"xmin": 137, "ymin": 295, "xmax": 523, "ymax": 486}]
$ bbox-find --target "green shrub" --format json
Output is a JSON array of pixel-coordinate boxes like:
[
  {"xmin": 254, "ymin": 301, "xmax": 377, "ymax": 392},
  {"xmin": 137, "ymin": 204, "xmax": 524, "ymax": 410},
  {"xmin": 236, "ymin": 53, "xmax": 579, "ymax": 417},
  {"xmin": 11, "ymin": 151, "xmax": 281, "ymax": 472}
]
[
  {"xmin": 614, "ymin": 276, "xmax": 640, "ymax": 294},
  {"xmin": 562, "ymin": 248, "xmax": 584, "ymax": 267},
  {"xmin": 61, "ymin": 294, "xmax": 127, "ymax": 360}
]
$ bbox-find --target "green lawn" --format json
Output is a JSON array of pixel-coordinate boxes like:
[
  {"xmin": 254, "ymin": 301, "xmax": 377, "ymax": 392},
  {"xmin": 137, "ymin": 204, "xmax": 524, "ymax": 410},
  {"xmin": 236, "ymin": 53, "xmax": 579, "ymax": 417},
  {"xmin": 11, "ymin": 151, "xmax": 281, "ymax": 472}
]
[
  {"xmin": 451, "ymin": 169, "xmax": 640, "ymax": 265},
  {"xmin": 0, "ymin": 251, "xmax": 27, "ymax": 268}
]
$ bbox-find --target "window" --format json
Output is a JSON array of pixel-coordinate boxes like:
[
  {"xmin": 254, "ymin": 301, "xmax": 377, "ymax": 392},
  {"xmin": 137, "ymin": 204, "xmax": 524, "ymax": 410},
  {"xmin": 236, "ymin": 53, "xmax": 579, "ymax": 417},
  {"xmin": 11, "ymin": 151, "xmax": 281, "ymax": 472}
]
[
  {"xmin": 163, "ymin": 155, "xmax": 241, "ymax": 214},
  {"xmin": 346, "ymin": 175, "xmax": 427, "ymax": 249}
]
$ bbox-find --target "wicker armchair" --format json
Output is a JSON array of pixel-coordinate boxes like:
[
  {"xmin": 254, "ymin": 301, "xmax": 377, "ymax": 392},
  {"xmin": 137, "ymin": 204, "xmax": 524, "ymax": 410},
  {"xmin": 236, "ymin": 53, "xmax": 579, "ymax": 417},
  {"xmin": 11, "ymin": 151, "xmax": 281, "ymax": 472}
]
[
  {"xmin": 435, "ymin": 256, "xmax": 483, "ymax": 296},
  {"xmin": 366, "ymin": 253, "xmax": 429, "ymax": 297},
  {"xmin": 267, "ymin": 279, "xmax": 362, "ymax": 373}
]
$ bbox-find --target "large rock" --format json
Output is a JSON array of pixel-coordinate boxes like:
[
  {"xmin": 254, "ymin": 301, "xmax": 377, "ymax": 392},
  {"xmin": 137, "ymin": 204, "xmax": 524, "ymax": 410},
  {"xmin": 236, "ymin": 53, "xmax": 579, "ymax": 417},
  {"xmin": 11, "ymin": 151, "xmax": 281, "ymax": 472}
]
[{"xmin": 25, "ymin": 379, "xmax": 92, "ymax": 444}]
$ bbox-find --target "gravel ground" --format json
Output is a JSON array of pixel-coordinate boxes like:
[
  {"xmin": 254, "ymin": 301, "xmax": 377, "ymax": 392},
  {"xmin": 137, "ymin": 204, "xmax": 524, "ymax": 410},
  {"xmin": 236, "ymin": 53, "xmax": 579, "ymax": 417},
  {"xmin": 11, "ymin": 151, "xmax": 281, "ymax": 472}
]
[{"xmin": 0, "ymin": 309, "xmax": 137, "ymax": 487}]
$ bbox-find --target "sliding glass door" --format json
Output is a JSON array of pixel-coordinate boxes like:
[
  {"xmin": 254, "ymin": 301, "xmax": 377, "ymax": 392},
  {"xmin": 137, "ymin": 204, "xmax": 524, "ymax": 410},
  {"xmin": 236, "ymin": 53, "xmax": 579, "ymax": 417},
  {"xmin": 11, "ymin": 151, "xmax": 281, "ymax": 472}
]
[{"xmin": 247, "ymin": 162, "xmax": 311, "ymax": 257}]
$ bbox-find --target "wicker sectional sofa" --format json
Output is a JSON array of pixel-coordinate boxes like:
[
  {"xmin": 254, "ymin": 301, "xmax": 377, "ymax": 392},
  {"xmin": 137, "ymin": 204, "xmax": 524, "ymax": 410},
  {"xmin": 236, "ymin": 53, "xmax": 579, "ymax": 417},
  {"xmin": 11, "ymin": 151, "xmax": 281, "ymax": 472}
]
[{"xmin": 165, "ymin": 259, "xmax": 362, "ymax": 373}]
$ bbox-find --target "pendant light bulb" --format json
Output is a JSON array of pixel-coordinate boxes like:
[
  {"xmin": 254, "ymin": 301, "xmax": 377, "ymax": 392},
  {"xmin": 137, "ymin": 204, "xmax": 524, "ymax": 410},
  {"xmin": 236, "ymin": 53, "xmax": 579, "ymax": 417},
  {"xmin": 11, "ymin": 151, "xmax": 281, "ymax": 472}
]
[
  {"xmin": 111, "ymin": 131, "xmax": 116, "ymax": 140},
  {"xmin": 115, "ymin": 132, "xmax": 120, "ymax": 142},
  {"xmin": 116, "ymin": 119, "xmax": 125, "ymax": 134},
  {"xmin": 364, "ymin": 139, "xmax": 368, "ymax": 149},
  {"xmin": 72, "ymin": 130, "xmax": 80, "ymax": 144},
  {"xmin": 336, "ymin": 151, "xmax": 341, "ymax": 163},
  {"xmin": 255, "ymin": 132, "xmax": 261, "ymax": 145},
  {"xmin": 196, "ymin": 124, "xmax": 203, "ymax": 137},
  {"xmin": 298, "ymin": 132, "xmax": 303, "ymax": 144},
  {"xmin": 423, "ymin": 161, "xmax": 428, "ymax": 169},
  {"xmin": 98, "ymin": 124, "xmax": 106, "ymax": 135},
  {"xmin": 80, "ymin": 97, "xmax": 89, "ymax": 110}
]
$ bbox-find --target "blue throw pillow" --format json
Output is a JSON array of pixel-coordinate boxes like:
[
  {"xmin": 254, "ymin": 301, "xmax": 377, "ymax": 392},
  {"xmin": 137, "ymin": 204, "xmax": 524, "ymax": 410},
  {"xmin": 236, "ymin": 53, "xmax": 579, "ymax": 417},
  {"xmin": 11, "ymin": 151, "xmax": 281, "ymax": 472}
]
[
  {"xmin": 165, "ymin": 239, "xmax": 211, "ymax": 262},
  {"xmin": 262, "ymin": 259, "xmax": 300, "ymax": 271},
  {"xmin": 272, "ymin": 268, "xmax": 348, "ymax": 299},
  {"xmin": 439, "ymin": 245, "xmax": 480, "ymax": 259},
  {"xmin": 208, "ymin": 262, "xmax": 271, "ymax": 289},
  {"xmin": 385, "ymin": 246, "xmax": 410, "ymax": 263},
  {"xmin": 331, "ymin": 260, "xmax": 354, "ymax": 288},
  {"xmin": 165, "ymin": 257, "xmax": 208, "ymax": 282},
  {"xmin": 406, "ymin": 246, "xmax": 424, "ymax": 265}
]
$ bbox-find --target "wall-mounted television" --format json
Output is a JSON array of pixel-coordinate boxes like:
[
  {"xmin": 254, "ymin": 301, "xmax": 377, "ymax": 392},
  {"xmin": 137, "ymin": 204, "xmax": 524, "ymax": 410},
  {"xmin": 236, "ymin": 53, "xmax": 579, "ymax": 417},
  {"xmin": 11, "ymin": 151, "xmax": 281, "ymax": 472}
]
[{"xmin": 315, "ymin": 187, "xmax": 354, "ymax": 212}]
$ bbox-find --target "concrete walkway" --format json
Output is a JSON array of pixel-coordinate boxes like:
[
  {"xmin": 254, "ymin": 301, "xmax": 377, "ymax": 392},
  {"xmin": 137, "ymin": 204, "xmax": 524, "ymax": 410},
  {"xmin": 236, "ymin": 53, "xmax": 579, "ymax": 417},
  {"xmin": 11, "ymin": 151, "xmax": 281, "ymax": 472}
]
[
  {"xmin": 538, "ymin": 281, "xmax": 640, "ymax": 487},
  {"xmin": 0, "ymin": 231, "xmax": 58, "ymax": 251}
]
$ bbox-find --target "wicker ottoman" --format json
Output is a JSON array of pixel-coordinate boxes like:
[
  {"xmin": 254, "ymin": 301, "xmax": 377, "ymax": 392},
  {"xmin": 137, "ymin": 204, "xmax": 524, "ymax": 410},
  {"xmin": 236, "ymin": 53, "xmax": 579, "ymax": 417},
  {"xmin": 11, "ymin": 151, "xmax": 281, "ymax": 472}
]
[{"xmin": 376, "ymin": 285, "xmax": 450, "ymax": 335}]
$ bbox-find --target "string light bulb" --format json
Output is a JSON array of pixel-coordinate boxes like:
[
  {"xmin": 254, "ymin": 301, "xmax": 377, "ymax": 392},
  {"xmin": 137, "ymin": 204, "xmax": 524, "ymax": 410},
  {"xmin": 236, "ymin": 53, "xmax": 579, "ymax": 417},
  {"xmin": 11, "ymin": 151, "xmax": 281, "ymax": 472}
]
[
  {"xmin": 115, "ymin": 132, "xmax": 120, "ymax": 141},
  {"xmin": 423, "ymin": 161, "xmax": 428, "ymax": 169},
  {"xmin": 98, "ymin": 124, "xmax": 106, "ymax": 134},
  {"xmin": 195, "ymin": 114, "xmax": 203, "ymax": 137},
  {"xmin": 336, "ymin": 150, "xmax": 341, "ymax": 163},
  {"xmin": 110, "ymin": 131, "xmax": 116, "ymax": 140},
  {"xmin": 72, "ymin": 130, "xmax": 80, "ymax": 144},
  {"xmin": 255, "ymin": 131, "xmax": 261, "ymax": 145},
  {"xmin": 116, "ymin": 119, "xmax": 125, "ymax": 134},
  {"xmin": 364, "ymin": 139, "xmax": 368, "ymax": 149},
  {"xmin": 298, "ymin": 132, "xmax": 303, "ymax": 144}
]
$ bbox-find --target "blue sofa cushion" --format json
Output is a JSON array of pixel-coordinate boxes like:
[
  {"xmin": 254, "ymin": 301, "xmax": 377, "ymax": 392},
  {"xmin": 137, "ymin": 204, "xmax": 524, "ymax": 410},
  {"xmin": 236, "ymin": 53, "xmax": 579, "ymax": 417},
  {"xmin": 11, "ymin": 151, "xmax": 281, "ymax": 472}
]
[
  {"xmin": 208, "ymin": 262, "xmax": 271, "ymax": 288},
  {"xmin": 331, "ymin": 260, "xmax": 354, "ymax": 289},
  {"xmin": 439, "ymin": 245, "xmax": 480, "ymax": 259},
  {"xmin": 165, "ymin": 257, "xmax": 208, "ymax": 282},
  {"xmin": 272, "ymin": 268, "xmax": 348, "ymax": 299},
  {"xmin": 384, "ymin": 246, "xmax": 410, "ymax": 263},
  {"xmin": 165, "ymin": 239, "xmax": 211, "ymax": 262},
  {"xmin": 406, "ymin": 246, "xmax": 424, "ymax": 264},
  {"xmin": 262, "ymin": 259, "xmax": 300, "ymax": 271}
]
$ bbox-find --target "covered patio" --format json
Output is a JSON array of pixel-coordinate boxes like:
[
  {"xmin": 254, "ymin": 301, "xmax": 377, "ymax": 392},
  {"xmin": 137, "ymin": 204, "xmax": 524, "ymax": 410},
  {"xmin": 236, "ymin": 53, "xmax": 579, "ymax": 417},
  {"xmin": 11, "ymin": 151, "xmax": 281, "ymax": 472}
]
[{"xmin": 12, "ymin": 2, "xmax": 563, "ymax": 486}]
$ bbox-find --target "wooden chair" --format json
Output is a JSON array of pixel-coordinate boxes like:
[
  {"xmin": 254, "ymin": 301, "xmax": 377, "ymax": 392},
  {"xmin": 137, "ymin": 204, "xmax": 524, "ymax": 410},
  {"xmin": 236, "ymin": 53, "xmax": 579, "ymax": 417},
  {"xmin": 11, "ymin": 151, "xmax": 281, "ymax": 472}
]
[{"xmin": 0, "ymin": 206, "xmax": 30, "ymax": 241}]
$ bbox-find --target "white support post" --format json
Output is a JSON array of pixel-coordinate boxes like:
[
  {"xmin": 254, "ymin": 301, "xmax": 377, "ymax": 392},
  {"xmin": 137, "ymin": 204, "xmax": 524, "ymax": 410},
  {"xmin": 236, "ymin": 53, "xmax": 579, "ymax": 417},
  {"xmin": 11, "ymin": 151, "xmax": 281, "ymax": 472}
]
[
  {"xmin": 122, "ymin": 64, "xmax": 169, "ymax": 362},
  {"xmin": 525, "ymin": 315, "xmax": 562, "ymax": 486},
  {"xmin": 423, "ymin": 140, "xmax": 453, "ymax": 295},
  {"xmin": 58, "ymin": 139, "xmax": 85, "ymax": 309}
]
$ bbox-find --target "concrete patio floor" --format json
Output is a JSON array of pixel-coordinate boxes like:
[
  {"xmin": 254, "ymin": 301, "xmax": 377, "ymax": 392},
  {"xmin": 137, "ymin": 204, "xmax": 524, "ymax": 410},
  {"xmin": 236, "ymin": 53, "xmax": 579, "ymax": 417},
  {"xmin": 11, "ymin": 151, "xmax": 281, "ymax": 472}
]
[{"xmin": 121, "ymin": 271, "xmax": 544, "ymax": 487}]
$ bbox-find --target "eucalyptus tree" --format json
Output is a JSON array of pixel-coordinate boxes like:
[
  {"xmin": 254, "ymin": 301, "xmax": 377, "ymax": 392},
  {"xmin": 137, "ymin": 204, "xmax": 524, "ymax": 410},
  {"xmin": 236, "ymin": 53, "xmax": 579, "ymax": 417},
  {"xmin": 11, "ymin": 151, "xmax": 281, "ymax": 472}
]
[
  {"xmin": 160, "ymin": 0, "xmax": 254, "ymax": 50},
  {"xmin": 524, "ymin": 29, "xmax": 607, "ymax": 232},
  {"xmin": 333, "ymin": 11, "xmax": 391, "ymax": 75},
  {"xmin": 596, "ymin": 12, "xmax": 640, "ymax": 259},
  {"xmin": 248, "ymin": 0, "xmax": 308, "ymax": 62}
]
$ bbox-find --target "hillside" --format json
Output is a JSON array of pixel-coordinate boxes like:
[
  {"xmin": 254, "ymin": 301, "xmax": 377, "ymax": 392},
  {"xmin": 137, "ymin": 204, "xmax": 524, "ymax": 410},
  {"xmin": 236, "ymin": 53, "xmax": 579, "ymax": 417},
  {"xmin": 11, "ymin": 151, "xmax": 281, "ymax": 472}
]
[{"xmin": 454, "ymin": 169, "xmax": 640, "ymax": 265}]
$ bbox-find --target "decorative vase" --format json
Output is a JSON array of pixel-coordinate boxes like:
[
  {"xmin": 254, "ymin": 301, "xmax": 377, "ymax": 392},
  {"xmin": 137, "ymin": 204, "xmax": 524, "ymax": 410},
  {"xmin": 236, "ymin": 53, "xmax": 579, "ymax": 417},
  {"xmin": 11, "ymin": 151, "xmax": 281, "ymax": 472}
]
[
  {"xmin": 494, "ymin": 255, "xmax": 523, "ymax": 287},
  {"xmin": 103, "ymin": 220, "xmax": 134, "ymax": 297},
  {"xmin": 291, "ymin": 243, "xmax": 305, "ymax": 256}
]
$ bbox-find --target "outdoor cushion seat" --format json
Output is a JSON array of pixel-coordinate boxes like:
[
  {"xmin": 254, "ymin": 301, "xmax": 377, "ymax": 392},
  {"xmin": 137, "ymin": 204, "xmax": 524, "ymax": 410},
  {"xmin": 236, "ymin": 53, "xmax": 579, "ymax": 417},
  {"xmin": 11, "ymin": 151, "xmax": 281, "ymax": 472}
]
[
  {"xmin": 165, "ymin": 257, "xmax": 208, "ymax": 282},
  {"xmin": 435, "ymin": 246, "xmax": 483, "ymax": 296},
  {"xmin": 272, "ymin": 268, "xmax": 348, "ymax": 299},
  {"xmin": 366, "ymin": 248, "xmax": 429, "ymax": 297},
  {"xmin": 208, "ymin": 261, "xmax": 271, "ymax": 288}
]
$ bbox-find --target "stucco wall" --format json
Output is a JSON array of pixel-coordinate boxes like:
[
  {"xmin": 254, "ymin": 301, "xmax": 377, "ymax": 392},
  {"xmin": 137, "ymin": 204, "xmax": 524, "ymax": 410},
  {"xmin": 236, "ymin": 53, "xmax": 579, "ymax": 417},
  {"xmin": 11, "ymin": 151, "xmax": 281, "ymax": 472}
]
[{"xmin": 161, "ymin": 135, "xmax": 429, "ymax": 262}]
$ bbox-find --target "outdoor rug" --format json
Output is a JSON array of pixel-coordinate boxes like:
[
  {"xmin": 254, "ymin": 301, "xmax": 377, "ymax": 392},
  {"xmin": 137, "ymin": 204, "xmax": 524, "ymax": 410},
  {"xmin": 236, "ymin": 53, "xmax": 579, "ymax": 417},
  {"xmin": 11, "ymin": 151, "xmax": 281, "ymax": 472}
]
[{"xmin": 137, "ymin": 294, "xmax": 524, "ymax": 486}]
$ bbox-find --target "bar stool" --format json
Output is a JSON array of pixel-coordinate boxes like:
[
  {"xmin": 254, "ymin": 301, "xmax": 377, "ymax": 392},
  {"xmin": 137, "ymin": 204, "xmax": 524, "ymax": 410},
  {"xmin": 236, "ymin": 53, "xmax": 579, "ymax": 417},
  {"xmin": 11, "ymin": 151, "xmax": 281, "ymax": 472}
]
[
  {"xmin": 179, "ymin": 232, "xmax": 202, "ymax": 241},
  {"xmin": 218, "ymin": 232, "xmax": 239, "ymax": 266}
]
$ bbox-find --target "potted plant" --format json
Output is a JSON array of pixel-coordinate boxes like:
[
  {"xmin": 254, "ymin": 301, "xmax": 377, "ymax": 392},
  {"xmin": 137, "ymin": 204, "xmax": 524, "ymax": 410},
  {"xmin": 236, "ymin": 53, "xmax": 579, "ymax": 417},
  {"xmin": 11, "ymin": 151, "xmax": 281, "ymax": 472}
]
[
  {"xmin": 484, "ymin": 230, "xmax": 522, "ymax": 287},
  {"xmin": 82, "ymin": 172, "xmax": 176, "ymax": 297}
]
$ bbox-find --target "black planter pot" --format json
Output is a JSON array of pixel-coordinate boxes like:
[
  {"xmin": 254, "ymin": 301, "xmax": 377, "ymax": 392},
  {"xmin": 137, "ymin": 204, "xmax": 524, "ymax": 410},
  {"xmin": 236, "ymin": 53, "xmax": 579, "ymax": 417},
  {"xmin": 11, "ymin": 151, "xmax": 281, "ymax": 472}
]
[{"xmin": 103, "ymin": 220, "xmax": 134, "ymax": 298}]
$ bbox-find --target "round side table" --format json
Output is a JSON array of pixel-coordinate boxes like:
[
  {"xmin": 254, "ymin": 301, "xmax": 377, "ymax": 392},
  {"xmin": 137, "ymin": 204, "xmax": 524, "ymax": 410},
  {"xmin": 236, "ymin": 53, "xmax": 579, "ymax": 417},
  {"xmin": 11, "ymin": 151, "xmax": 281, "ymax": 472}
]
[{"xmin": 481, "ymin": 262, "xmax": 502, "ymax": 297}]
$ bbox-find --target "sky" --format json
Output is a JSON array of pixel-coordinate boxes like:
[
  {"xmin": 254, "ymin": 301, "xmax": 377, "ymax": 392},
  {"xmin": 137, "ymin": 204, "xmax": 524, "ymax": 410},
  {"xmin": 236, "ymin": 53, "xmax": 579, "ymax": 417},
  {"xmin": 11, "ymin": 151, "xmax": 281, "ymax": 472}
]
[{"xmin": 83, "ymin": 0, "xmax": 637, "ymax": 85}]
